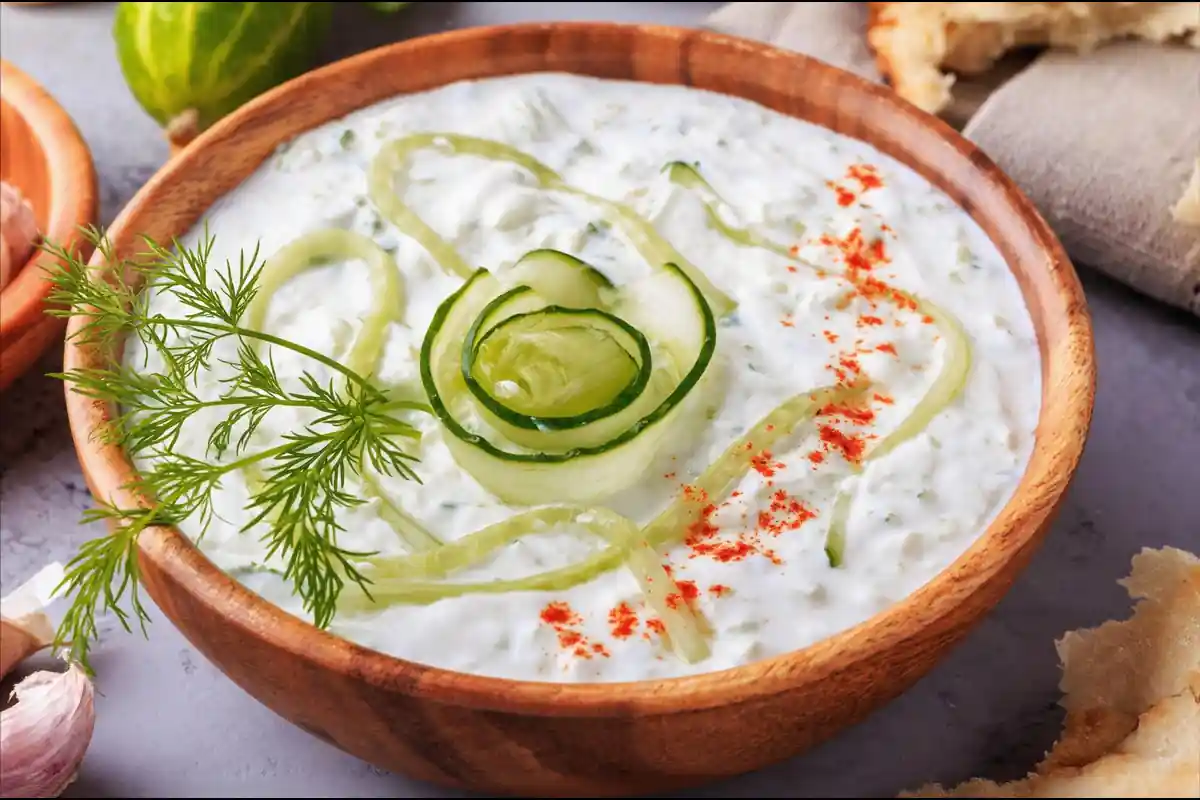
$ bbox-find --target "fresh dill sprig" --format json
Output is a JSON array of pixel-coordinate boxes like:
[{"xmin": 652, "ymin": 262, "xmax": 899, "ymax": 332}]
[{"xmin": 42, "ymin": 226, "xmax": 428, "ymax": 669}]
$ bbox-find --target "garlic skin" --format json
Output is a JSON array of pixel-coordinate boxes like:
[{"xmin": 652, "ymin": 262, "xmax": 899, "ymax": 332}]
[
  {"xmin": 0, "ymin": 662, "xmax": 96, "ymax": 798},
  {"xmin": 0, "ymin": 618, "xmax": 53, "ymax": 680},
  {"xmin": 0, "ymin": 180, "xmax": 41, "ymax": 291},
  {"xmin": 0, "ymin": 563, "xmax": 64, "ymax": 679}
]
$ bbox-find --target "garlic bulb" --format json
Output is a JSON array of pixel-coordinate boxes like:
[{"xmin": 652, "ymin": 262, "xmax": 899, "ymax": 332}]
[
  {"xmin": 0, "ymin": 563, "xmax": 96, "ymax": 798},
  {"xmin": 0, "ymin": 663, "xmax": 95, "ymax": 798}
]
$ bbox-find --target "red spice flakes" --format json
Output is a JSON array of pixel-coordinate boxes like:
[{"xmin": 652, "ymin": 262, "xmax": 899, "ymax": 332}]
[
  {"xmin": 750, "ymin": 450, "xmax": 785, "ymax": 479},
  {"xmin": 666, "ymin": 579, "xmax": 702, "ymax": 610},
  {"xmin": 828, "ymin": 181, "xmax": 856, "ymax": 207},
  {"xmin": 684, "ymin": 499, "xmax": 781, "ymax": 566},
  {"xmin": 540, "ymin": 601, "xmax": 608, "ymax": 660},
  {"xmin": 819, "ymin": 402, "xmax": 876, "ymax": 426},
  {"xmin": 540, "ymin": 601, "xmax": 579, "ymax": 627},
  {"xmin": 608, "ymin": 601, "xmax": 639, "ymax": 640},
  {"xmin": 684, "ymin": 496, "xmax": 720, "ymax": 542},
  {"xmin": 818, "ymin": 227, "xmax": 890, "ymax": 283},
  {"xmin": 873, "ymin": 392, "xmax": 895, "ymax": 405},
  {"xmin": 858, "ymin": 314, "xmax": 884, "ymax": 327},
  {"xmin": 644, "ymin": 618, "xmax": 666, "ymax": 639},
  {"xmin": 788, "ymin": 244, "xmax": 800, "ymax": 256},
  {"xmin": 780, "ymin": 316, "xmax": 795, "ymax": 328},
  {"xmin": 806, "ymin": 449, "xmax": 826, "ymax": 466},
  {"xmin": 786, "ymin": 265, "xmax": 799, "ymax": 273},
  {"xmin": 922, "ymin": 314, "xmax": 935, "ymax": 324},
  {"xmin": 825, "ymin": 164, "xmax": 884, "ymax": 208},
  {"xmin": 856, "ymin": 277, "xmax": 916, "ymax": 311},
  {"xmin": 663, "ymin": 471, "xmax": 676, "ymax": 480},
  {"xmin": 823, "ymin": 330, "xmax": 839, "ymax": 344},
  {"xmin": 755, "ymin": 489, "xmax": 818, "ymax": 537},
  {"xmin": 765, "ymin": 424, "xmax": 775, "ymax": 432},
  {"xmin": 876, "ymin": 342, "xmax": 898, "ymax": 357},
  {"xmin": 826, "ymin": 348, "xmax": 866, "ymax": 386},
  {"xmin": 847, "ymin": 163, "xmax": 883, "ymax": 192},
  {"xmin": 709, "ymin": 584, "xmax": 732, "ymax": 597},
  {"xmin": 817, "ymin": 424, "xmax": 868, "ymax": 465}
]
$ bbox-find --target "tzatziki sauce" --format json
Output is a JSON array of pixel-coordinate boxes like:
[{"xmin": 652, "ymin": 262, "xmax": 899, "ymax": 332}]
[{"xmin": 129, "ymin": 73, "xmax": 1041, "ymax": 683}]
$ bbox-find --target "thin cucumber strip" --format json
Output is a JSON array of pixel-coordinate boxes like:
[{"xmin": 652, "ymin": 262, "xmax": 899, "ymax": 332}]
[
  {"xmin": 823, "ymin": 490, "xmax": 851, "ymax": 568},
  {"xmin": 348, "ymin": 506, "xmax": 637, "ymax": 606},
  {"xmin": 369, "ymin": 138, "xmax": 476, "ymax": 279},
  {"xmin": 643, "ymin": 381, "xmax": 869, "ymax": 551},
  {"xmin": 360, "ymin": 472, "xmax": 442, "ymax": 551},
  {"xmin": 867, "ymin": 292, "xmax": 972, "ymax": 462},
  {"xmin": 664, "ymin": 161, "xmax": 795, "ymax": 259},
  {"xmin": 504, "ymin": 249, "xmax": 614, "ymax": 308},
  {"xmin": 242, "ymin": 228, "xmax": 403, "ymax": 378},
  {"xmin": 625, "ymin": 540, "xmax": 710, "ymax": 664},
  {"xmin": 368, "ymin": 133, "xmax": 736, "ymax": 315}
]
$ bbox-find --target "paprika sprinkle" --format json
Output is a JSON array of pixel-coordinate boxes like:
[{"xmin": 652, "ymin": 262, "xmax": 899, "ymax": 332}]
[
  {"xmin": 540, "ymin": 601, "xmax": 608, "ymax": 660},
  {"xmin": 749, "ymin": 450, "xmax": 785, "ymax": 479},
  {"xmin": 608, "ymin": 601, "xmax": 639, "ymax": 640}
]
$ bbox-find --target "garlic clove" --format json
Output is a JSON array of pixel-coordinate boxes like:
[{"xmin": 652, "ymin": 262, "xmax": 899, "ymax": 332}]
[
  {"xmin": 0, "ymin": 661, "xmax": 96, "ymax": 799},
  {"xmin": 0, "ymin": 181, "xmax": 41, "ymax": 291},
  {"xmin": 0, "ymin": 620, "xmax": 52, "ymax": 681},
  {"xmin": 0, "ymin": 563, "xmax": 64, "ymax": 680}
]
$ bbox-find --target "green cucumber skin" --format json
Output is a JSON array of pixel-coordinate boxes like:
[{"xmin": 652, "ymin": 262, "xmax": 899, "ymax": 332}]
[
  {"xmin": 462, "ymin": 304, "xmax": 653, "ymax": 432},
  {"xmin": 114, "ymin": 2, "xmax": 333, "ymax": 132},
  {"xmin": 420, "ymin": 263, "xmax": 716, "ymax": 466}
]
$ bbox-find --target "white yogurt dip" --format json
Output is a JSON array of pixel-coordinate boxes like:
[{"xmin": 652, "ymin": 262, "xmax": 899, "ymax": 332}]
[{"xmin": 129, "ymin": 73, "xmax": 1041, "ymax": 683}]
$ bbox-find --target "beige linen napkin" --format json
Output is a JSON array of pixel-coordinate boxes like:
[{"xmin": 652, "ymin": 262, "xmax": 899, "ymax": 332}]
[{"xmin": 705, "ymin": 2, "xmax": 1200, "ymax": 317}]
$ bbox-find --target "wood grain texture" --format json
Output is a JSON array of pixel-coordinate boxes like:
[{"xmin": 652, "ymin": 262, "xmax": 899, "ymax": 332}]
[
  {"xmin": 61, "ymin": 23, "xmax": 1097, "ymax": 797},
  {"xmin": 0, "ymin": 59, "xmax": 97, "ymax": 391}
]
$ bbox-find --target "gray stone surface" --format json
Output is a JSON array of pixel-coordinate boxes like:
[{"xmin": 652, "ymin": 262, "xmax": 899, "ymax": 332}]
[{"xmin": 1, "ymin": 2, "xmax": 1197, "ymax": 798}]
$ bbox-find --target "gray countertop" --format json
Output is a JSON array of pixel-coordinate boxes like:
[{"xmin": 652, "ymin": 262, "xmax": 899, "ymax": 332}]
[{"xmin": 1, "ymin": 3, "xmax": 1197, "ymax": 798}]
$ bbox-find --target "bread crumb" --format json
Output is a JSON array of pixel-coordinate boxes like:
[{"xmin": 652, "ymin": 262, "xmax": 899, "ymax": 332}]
[
  {"xmin": 868, "ymin": 2, "xmax": 1200, "ymax": 114},
  {"xmin": 901, "ymin": 547, "xmax": 1200, "ymax": 798}
]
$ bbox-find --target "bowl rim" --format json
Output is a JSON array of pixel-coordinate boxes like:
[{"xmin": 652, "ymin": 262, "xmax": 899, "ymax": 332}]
[
  {"xmin": 0, "ymin": 58, "xmax": 97, "ymax": 354},
  {"xmin": 64, "ymin": 22, "xmax": 1096, "ymax": 717}
]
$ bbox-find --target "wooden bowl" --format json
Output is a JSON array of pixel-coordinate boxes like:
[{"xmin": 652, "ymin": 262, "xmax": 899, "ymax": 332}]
[
  {"xmin": 0, "ymin": 59, "xmax": 97, "ymax": 391},
  {"xmin": 62, "ymin": 23, "xmax": 1096, "ymax": 797}
]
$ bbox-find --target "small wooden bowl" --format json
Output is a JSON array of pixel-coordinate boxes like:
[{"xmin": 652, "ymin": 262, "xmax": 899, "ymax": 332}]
[
  {"xmin": 0, "ymin": 59, "xmax": 97, "ymax": 391},
  {"xmin": 63, "ymin": 23, "xmax": 1096, "ymax": 797}
]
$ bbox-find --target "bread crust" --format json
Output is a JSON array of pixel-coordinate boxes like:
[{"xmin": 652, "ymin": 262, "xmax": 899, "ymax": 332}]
[
  {"xmin": 867, "ymin": 2, "xmax": 1200, "ymax": 114},
  {"xmin": 900, "ymin": 547, "xmax": 1200, "ymax": 798}
]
